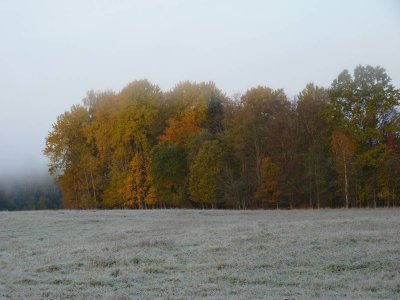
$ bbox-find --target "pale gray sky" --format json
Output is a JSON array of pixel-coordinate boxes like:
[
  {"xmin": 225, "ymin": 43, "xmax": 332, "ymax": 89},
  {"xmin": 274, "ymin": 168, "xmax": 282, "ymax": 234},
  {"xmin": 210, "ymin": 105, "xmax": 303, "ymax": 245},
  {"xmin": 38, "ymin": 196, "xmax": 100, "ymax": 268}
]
[{"xmin": 0, "ymin": 0, "xmax": 399, "ymax": 177}]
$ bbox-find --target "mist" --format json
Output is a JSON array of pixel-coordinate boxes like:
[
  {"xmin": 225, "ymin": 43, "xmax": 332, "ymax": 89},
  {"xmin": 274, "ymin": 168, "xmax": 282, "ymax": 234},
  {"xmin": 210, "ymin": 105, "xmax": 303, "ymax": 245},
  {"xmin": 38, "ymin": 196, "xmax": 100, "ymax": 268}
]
[{"xmin": 1, "ymin": 0, "xmax": 400, "ymax": 180}]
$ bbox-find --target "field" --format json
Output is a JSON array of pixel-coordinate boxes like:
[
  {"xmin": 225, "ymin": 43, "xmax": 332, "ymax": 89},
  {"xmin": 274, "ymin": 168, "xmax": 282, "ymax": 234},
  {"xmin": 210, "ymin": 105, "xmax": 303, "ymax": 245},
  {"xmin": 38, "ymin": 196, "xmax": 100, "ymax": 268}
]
[{"xmin": 0, "ymin": 209, "xmax": 399, "ymax": 299}]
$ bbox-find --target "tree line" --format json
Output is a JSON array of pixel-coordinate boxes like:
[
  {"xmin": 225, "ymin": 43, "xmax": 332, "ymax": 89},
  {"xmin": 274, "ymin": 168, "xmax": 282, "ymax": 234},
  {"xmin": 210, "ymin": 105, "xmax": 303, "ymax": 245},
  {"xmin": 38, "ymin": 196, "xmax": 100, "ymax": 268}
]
[
  {"xmin": 44, "ymin": 65, "xmax": 400, "ymax": 209},
  {"xmin": 0, "ymin": 175, "xmax": 62, "ymax": 210}
]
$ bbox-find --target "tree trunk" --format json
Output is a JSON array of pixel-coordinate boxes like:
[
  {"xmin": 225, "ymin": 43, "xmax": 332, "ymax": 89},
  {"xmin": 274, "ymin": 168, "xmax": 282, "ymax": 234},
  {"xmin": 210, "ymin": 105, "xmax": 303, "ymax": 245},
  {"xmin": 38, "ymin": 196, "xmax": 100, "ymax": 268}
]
[
  {"xmin": 308, "ymin": 173, "xmax": 313, "ymax": 209},
  {"xmin": 373, "ymin": 188, "xmax": 376, "ymax": 208},
  {"xmin": 314, "ymin": 161, "xmax": 320, "ymax": 209},
  {"xmin": 90, "ymin": 171, "xmax": 97, "ymax": 209},
  {"xmin": 84, "ymin": 172, "xmax": 91, "ymax": 208},
  {"xmin": 343, "ymin": 151, "xmax": 349, "ymax": 209}
]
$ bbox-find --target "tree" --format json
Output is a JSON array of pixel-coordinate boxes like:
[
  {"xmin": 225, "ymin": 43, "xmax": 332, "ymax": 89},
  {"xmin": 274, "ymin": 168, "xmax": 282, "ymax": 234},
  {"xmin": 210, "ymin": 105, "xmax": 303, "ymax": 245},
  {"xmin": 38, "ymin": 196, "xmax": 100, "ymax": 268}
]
[
  {"xmin": 205, "ymin": 96, "xmax": 225, "ymax": 134},
  {"xmin": 0, "ymin": 188, "xmax": 13, "ymax": 210},
  {"xmin": 163, "ymin": 81, "xmax": 222, "ymax": 125},
  {"xmin": 256, "ymin": 158, "xmax": 281, "ymax": 208},
  {"xmin": 152, "ymin": 142, "xmax": 188, "ymax": 207},
  {"xmin": 327, "ymin": 65, "xmax": 400, "ymax": 207},
  {"xmin": 159, "ymin": 110, "xmax": 203, "ymax": 148},
  {"xmin": 44, "ymin": 105, "xmax": 98, "ymax": 208},
  {"xmin": 378, "ymin": 148, "xmax": 400, "ymax": 207},
  {"xmin": 189, "ymin": 140, "xmax": 226, "ymax": 208},
  {"xmin": 120, "ymin": 153, "xmax": 155, "ymax": 208},
  {"xmin": 331, "ymin": 130, "xmax": 355, "ymax": 208},
  {"xmin": 297, "ymin": 83, "xmax": 331, "ymax": 208},
  {"xmin": 44, "ymin": 70, "xmax": 399, "ymax": 210},
  {"xmin": 113, "ymin": 80, "xmax": 163, "ymax": 208},
  {"xmin": 225, "ymin": 87, "xmax": 291, "ymax": 207},
  {"xmin": 44, "ymin": 80, "xmax": 163, "ymax": 209}
]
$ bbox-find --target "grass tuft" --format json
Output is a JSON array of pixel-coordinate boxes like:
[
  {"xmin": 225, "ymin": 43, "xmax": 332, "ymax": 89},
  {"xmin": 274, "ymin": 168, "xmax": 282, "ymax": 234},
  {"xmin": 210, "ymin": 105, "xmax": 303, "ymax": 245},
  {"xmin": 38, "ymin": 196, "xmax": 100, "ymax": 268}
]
[
  {"xmin": 138, "ymin": 238, "xmax": 175, "ymax": 248},
  {"xmin": 142, "ymin": 267, "xmax": 165, "ymax": 274},
  {"xmin": 36, "ymin": 264, "xmax": 60, "ymax": 273},
  {"xmin": 90, "ymin": 258, "xmax": 117, "ymax": 268},
  {"xmin": 130, "ymin": 257, "xmax": 140, "ymax": 264},
  {"xmin": 111, "ymin": 269, "xmax": 122, "ymax": 277}
]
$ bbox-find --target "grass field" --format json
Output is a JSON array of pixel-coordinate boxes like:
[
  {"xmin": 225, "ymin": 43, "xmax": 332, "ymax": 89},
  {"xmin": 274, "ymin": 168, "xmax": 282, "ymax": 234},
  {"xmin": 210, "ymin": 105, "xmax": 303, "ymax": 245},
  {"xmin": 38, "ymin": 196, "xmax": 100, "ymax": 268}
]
[{"xmin": 0, "ymin": 209, "xmax": 399, "ymax": 299}]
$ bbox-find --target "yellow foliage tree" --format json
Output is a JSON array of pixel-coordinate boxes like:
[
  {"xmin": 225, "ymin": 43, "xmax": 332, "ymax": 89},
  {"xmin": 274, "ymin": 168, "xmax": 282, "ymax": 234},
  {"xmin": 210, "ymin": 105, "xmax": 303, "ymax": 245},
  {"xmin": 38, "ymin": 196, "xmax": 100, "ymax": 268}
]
[{"xmin": 120, "ymin": 154, "xmax": 157, "ymax": 209}]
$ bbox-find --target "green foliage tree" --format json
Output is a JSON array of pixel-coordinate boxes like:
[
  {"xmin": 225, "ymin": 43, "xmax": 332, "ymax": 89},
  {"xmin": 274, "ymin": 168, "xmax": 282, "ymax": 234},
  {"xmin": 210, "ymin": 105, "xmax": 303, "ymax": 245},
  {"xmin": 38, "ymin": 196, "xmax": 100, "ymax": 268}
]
[
  {"xmin": 326, "ymin": 65, "xmax": 400, "ymax": 207},
  {"xmin": 152, "ymin": 142, "xmax": 187, "ymax": 207},
  {"xmin": 189, "ymin": 140, "xmax": 226, "ymax": 208}
]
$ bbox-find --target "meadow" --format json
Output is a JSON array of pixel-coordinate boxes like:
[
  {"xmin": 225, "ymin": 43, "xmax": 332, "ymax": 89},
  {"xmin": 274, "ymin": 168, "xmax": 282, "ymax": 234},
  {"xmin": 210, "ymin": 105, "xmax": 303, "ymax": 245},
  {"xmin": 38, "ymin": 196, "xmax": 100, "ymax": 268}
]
[{"xmin": 0, "ymin": 209, "xmax": 399, "ymax": 299}]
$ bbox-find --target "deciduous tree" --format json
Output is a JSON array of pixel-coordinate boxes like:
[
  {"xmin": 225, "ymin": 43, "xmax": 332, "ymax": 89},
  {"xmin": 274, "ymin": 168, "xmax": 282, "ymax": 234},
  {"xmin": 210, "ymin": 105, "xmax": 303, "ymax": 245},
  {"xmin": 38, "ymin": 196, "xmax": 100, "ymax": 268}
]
[{"xmin": 189, "ymin": 140, "xmax": 225, "ymax": 208}]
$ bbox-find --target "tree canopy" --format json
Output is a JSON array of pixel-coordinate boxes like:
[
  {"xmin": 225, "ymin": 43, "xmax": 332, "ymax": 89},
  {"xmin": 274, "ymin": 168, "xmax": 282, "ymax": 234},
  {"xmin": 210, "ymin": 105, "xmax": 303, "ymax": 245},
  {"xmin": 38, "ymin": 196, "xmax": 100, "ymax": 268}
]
[{"xmin": 44, "ymin": 66, "xmax": 400, "ymax": 209}]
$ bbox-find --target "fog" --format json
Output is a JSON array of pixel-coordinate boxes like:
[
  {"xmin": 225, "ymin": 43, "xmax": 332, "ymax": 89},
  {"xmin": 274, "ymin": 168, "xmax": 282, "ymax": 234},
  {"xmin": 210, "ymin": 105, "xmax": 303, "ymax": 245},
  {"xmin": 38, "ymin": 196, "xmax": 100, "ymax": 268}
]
[{"xmin": 0, "ymin": 0, "xmax": 399, "ymax": 179}]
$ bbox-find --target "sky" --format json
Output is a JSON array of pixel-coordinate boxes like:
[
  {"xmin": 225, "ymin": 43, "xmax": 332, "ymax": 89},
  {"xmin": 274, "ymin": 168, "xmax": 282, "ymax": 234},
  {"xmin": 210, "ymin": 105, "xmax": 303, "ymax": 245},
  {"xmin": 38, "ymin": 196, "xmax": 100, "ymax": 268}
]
[{"xmin": 0, "ymin": 0, "xmax": 399, "ymax": 178}]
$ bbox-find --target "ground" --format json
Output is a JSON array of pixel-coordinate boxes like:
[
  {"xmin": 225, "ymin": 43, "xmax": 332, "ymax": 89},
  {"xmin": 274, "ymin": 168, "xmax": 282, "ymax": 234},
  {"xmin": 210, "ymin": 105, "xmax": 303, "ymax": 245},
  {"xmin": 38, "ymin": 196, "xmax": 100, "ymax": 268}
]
[{"xmin": 0, "ymin": 209, "xmax": 399, "ymax": 299}]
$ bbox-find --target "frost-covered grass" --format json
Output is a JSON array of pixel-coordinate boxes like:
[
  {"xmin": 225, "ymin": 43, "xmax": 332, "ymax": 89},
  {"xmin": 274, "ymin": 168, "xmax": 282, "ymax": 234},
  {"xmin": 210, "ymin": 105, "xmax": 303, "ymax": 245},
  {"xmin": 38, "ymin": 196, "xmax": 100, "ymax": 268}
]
[{"xmin": 0, "ymin": 209, "xmax": 399, "ymax": 299}]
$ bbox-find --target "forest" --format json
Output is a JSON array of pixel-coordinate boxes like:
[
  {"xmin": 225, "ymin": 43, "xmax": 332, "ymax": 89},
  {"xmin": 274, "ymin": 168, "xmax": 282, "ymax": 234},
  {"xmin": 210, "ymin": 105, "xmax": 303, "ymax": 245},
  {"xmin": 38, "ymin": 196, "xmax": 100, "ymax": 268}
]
[
  {"xmin": 0, "ymin": 175, "xmax": 61, "ymax": 210},
  {"xmin": 44, "ymin": 65, "xmax": 400, "ymax": 209}
]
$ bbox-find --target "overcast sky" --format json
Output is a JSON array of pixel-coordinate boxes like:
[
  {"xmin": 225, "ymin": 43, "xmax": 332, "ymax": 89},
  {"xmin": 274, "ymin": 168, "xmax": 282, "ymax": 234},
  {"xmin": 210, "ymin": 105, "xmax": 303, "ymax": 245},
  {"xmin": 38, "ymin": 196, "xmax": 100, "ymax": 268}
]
[{"xmin": 0, "ymin": 0, "xmax": 399, "ymax": 178}]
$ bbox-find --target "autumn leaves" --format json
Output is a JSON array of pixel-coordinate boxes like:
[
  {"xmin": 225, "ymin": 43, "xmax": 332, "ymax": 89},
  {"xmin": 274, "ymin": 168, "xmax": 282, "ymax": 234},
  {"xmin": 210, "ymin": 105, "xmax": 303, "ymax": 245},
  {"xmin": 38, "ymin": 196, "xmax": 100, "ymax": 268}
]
[
  {"xmin": 45, "ymin": 66, "xmax": 400, "ymax": 209},
  {"xmin": 45, "ymin": 81, "xmax": 228, "ymax": 208}
]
